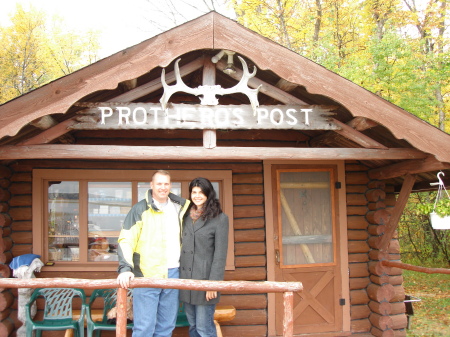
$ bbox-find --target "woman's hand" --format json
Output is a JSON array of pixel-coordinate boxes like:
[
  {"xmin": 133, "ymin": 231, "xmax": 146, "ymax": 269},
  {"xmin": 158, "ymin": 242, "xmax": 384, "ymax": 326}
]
[{"xmin": 206, "ymin": 291, "xmax": 217, "ymax": 301}]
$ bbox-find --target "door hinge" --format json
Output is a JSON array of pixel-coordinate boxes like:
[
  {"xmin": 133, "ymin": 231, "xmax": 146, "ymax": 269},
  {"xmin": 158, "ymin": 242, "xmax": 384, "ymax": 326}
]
[
  {"xmin": 335, "ymin": 182, "xmax": 342, "ymax": 189},
  {"xmin": 339, "ymin": 298, "xmax": 346, "ymax": 306}
]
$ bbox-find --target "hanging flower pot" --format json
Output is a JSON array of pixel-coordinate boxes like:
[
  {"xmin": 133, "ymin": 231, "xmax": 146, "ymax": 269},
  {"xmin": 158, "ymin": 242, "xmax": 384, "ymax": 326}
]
[
  {"xmin": 429, "ymin": 212, "xmax": 450, "ymax": 230},
  {"xmin": 428, "ymin": 172, "xmax": 450, "ymax": 230}
]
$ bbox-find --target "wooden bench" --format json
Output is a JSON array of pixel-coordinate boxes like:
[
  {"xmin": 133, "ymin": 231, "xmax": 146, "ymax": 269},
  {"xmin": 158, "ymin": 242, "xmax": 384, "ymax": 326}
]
[{"xmin": 66, "ymin": 305, "xmax": 235, "ymax": 337}]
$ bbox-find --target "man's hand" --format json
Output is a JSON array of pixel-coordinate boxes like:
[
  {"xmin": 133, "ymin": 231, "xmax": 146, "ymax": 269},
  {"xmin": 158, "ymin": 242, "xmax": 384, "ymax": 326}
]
[
  {"xmin": 206, "ymin": 291, "xmax": 217, "ymax": 301},
  {"xmin": 117, "ymin": 271, "xmax": 134, "ymax": 289}
]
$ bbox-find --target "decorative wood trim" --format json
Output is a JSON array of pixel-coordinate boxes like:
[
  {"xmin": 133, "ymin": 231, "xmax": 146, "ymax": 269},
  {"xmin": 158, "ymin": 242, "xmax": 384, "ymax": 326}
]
[
  {"xmin": 346, "ymin": 117, "xmax": 379, "ymax": 131},
  {"xmin": 331, "ymin": 119, "xmax": 388, "ymax": 149},
  {"xmin": 30, "ymin": 115, "xmax": 57, "ymax": 129},
  {"xmin": 18, "ymin": 118, "xmax": 77, "ymax": 145},
  {"xmin": 0, "ymin": 145, "xmax": 427, "ymax": 161},
  {"xmin": 379, "ymin": 174, "xmax": 416, "ymax": 252},
  {"xmin": 121, "ymin": 79, "xmax": 138, "ymax": 91},
  {"xmin": 310, "ymin": 118, "xmax": 387, "ymax": 149}
]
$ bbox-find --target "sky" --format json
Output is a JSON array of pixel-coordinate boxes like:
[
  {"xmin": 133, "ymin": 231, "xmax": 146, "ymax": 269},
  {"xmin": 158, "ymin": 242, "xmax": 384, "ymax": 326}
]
[{"xmin": 0, "ymin": 0, "xmax": 235, "ymax": 58}]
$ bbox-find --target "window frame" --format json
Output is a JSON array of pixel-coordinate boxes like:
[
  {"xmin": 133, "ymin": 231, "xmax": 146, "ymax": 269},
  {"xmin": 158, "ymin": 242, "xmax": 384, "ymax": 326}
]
[{"xmin": 32, "ymin": 169, "xmax": 235, "ymax": 272}]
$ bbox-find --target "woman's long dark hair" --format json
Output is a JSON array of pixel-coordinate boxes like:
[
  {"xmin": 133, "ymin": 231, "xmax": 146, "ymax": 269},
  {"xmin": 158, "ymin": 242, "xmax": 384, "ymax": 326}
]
[{"xmin": 189, "ymin": 177, "xmax": 222, "ymax": 220}]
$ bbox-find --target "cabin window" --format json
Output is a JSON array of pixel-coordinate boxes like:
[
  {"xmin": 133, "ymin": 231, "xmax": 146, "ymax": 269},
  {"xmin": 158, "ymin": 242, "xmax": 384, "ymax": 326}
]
[
  {"xmin": 276, "ymin": 168, "xmax": 336, "ymax": 266},
  {"xmin": 33, "ymin": 169, "xmax": 234, "ymax": 271}
]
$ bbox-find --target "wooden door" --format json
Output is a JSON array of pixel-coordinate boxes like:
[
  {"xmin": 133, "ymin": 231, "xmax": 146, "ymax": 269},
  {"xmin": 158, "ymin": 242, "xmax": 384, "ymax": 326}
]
[{"xmin": 273, "ymin": 166, "xmax": 345, "ymax": 336}]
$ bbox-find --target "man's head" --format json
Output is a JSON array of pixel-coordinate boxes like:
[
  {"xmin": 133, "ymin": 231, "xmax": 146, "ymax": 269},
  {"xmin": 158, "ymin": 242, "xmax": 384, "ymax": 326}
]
[{"xmin": 150, "ymin": 170, "xmax": 171, "ymax": 203}]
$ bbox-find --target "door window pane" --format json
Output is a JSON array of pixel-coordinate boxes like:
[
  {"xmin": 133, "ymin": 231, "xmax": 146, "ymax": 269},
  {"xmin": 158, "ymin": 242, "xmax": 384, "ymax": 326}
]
[
  {"xmin": 279, "ymin": 170, "xmax": 334, "ymax": 266},
  {"xmin": 88, "ymin": 182, "xmax": 132, "ymax": 261},
  {"xmin": 48, "ymin": 181, "xmax": 79, "ymax": 261}
]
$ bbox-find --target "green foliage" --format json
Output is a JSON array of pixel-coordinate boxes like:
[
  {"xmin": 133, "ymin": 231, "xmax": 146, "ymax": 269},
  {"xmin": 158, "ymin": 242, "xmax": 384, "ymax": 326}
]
[
  {"xmin": 417, "ymin": 197, "xmax": 450, "ymax": 218},
  {"xmin": 230, "ymin": 0, "xmax": 450, "ymax": 133},
  {"xmin": 399, "ymin": 192, "xmax": 450, "ymax": 266}
]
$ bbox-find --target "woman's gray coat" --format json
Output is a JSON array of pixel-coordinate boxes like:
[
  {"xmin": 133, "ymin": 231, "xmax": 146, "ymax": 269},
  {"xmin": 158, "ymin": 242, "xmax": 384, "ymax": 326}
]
[{"xmin": 179, "ymin": 212, "xmax": 229, "ymax": 305}]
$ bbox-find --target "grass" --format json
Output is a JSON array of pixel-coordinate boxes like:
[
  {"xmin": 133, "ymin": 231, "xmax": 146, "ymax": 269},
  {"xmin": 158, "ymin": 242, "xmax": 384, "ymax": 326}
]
[{"xmin": 402, "ymin": 270, "xmax": 450, "ymax": 337}]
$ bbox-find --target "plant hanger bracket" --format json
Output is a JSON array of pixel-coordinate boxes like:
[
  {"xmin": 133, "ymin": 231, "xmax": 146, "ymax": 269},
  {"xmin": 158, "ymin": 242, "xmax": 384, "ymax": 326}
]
[{"xmin": 430, "ymin": 172, "xmax": 450, "ymax": 211}]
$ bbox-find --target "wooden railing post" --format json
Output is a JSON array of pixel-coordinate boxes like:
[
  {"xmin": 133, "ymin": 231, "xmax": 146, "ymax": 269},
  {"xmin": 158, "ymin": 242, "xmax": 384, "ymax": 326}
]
[
  {"xmin": 283, "ymin": 291, "xmax": 294, "ymax": 337},
  {"xmin": 116, "ymin": 287, "xmax": 127, "ymax": 337}
]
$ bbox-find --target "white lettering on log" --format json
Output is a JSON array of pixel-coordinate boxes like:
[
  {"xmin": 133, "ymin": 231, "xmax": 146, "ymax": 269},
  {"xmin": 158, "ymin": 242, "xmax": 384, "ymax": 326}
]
[
  {"xmin": 85, "ymin": 103, "xmax": 337, "ymax": 131},
  {"xmin": 133, "ymin": 107, "xmax": 147, "ymax": 125},
  {"xmin": 99, "ymin": 107, "xmax": 113, "ymax": 124},
  {"xmin": 117, "ymin": 107, "xmax": 131, "ymax": 125}
]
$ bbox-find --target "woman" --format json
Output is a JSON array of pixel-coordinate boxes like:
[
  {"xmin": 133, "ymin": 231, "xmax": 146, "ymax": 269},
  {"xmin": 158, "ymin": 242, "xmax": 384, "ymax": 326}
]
[{"xmin": 179, "ymin": 177, "xmax": 229, "ymax": 337}]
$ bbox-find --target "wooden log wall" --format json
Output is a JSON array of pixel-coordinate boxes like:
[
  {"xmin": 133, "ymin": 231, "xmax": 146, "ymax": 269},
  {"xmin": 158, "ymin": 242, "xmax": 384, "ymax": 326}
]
[
  {"xmin": 2, "ymin": 157, "xmax": 410, "ymax": 337},
  {"xmin": 346, "ymin": 162, "xmax": 372, "ymax": 334},
  {"xmin": 346, "ymin": 161, "xmax": 407, "ymax": 336},
  {"xmin": 0, "ymin": 165, "xmax": 14, "ymax": 337},
  {"xmin": 5, "ymin": 159, "xmax": 267, "ymax": 337}
]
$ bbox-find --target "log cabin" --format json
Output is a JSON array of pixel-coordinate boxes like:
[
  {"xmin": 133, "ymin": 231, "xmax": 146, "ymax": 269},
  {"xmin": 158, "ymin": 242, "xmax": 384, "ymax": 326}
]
[{"xmin": 0, "ymin": 11, "xmax": 449, "ymax": 337}]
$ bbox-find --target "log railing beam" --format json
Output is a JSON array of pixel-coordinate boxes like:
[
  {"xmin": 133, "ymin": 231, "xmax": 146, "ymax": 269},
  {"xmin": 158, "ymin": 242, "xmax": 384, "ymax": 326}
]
[
  {"xmin": 0, "ymin": 278, "xmax": 303, "ymax": 337},
  {"xmin": 381, "ymin": 260, "xmax": 450, "ymax": 274}
]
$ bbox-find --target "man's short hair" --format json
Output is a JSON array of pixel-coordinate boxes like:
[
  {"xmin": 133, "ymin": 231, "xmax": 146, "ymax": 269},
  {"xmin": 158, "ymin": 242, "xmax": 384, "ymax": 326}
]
[{"xmin": 151, "ymin": 170, "xmax": 171, "ymax": 182}]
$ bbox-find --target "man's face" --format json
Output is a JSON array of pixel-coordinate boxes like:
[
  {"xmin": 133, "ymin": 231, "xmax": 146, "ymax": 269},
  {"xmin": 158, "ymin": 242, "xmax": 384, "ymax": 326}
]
[{"xmin": 151, "ymin": 173, "xmax": 171, "ymax": 203}]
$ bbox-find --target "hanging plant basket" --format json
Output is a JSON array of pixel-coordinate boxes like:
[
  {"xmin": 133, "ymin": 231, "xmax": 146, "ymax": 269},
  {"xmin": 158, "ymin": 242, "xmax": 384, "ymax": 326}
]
[
  {"xmin": 428, "ymin": 172, "xmax": 450, "ymax": 230},
  {"xmin": 430, "ymin": 212, "xmax": 450, "ymax": 230}
]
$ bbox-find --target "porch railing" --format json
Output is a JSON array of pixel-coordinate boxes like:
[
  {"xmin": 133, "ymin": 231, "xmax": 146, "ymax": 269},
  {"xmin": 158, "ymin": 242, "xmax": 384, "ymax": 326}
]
[{"xmin": 0, "ymin": 278, "xmax": 303, "ymax": 337}]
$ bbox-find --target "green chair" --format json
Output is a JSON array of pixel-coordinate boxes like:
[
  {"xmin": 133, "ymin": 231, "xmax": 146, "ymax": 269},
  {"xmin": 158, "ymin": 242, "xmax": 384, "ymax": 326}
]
[
  {"xmin": 86, "ymin": 288, "xmax": 133, "ymax": 337},
  {"xmin": 25, "ymin": 288, "xmax": 86, "ymax": 337},
  {"xmin": 175, "ymin": 302, "xmax": 189, "ymax": 327}
]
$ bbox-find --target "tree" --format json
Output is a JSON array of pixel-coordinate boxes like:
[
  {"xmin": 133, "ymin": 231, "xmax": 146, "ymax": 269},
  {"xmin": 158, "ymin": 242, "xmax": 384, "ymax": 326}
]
[
  {"xmin": 402, "ymin": 0, "xmax": 450, "ymax": 131},
  {"xmin": 399, "ymin": 192, "xmax": 450, "ymax": 266},
  {"xmin": 230, "ymin": 0, "xmax": 449, "ymax": 132},
  {"xmin": 0, "ymin": 4, "xmax": 100, "ymax": 104},
  {"xmin": 47, "ymin": 16, "xmax": 99, "ymax": 75}
]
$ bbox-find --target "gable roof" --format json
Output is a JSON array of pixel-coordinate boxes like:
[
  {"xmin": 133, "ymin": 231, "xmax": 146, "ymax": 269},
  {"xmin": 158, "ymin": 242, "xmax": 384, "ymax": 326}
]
[{"xmin": 0, "ymin": 12, "xmax": 449, "ymax": 171}]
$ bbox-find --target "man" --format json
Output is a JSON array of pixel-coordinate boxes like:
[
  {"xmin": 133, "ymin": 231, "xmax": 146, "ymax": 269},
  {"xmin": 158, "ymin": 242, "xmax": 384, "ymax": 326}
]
[{"xmin": 117, "ymin": 170, "xmax": 190, "ymax": 337}]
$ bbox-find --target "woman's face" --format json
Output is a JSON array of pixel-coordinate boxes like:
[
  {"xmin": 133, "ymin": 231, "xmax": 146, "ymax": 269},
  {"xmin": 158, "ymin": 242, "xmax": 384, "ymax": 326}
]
[{"xmin": 191, "ymin": 186, "xmax": 207, "ymax": 208}]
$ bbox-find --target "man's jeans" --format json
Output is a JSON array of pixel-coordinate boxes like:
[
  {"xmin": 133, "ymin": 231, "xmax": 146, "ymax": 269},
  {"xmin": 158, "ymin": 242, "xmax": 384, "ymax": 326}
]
[
  {"xmin": 183, "ymin": 302, "xmax": 217, "ymax": 337},
  {"xmin": 132, "ymin": 268, "xmax": 179, "ymax": 337}
]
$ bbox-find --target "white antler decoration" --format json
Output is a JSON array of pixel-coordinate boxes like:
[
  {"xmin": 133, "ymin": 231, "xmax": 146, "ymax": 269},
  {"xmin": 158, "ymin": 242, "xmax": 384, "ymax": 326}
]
[{"xmin": 160, "ymin": 56, "xmax": 262, "ymax": 114}]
